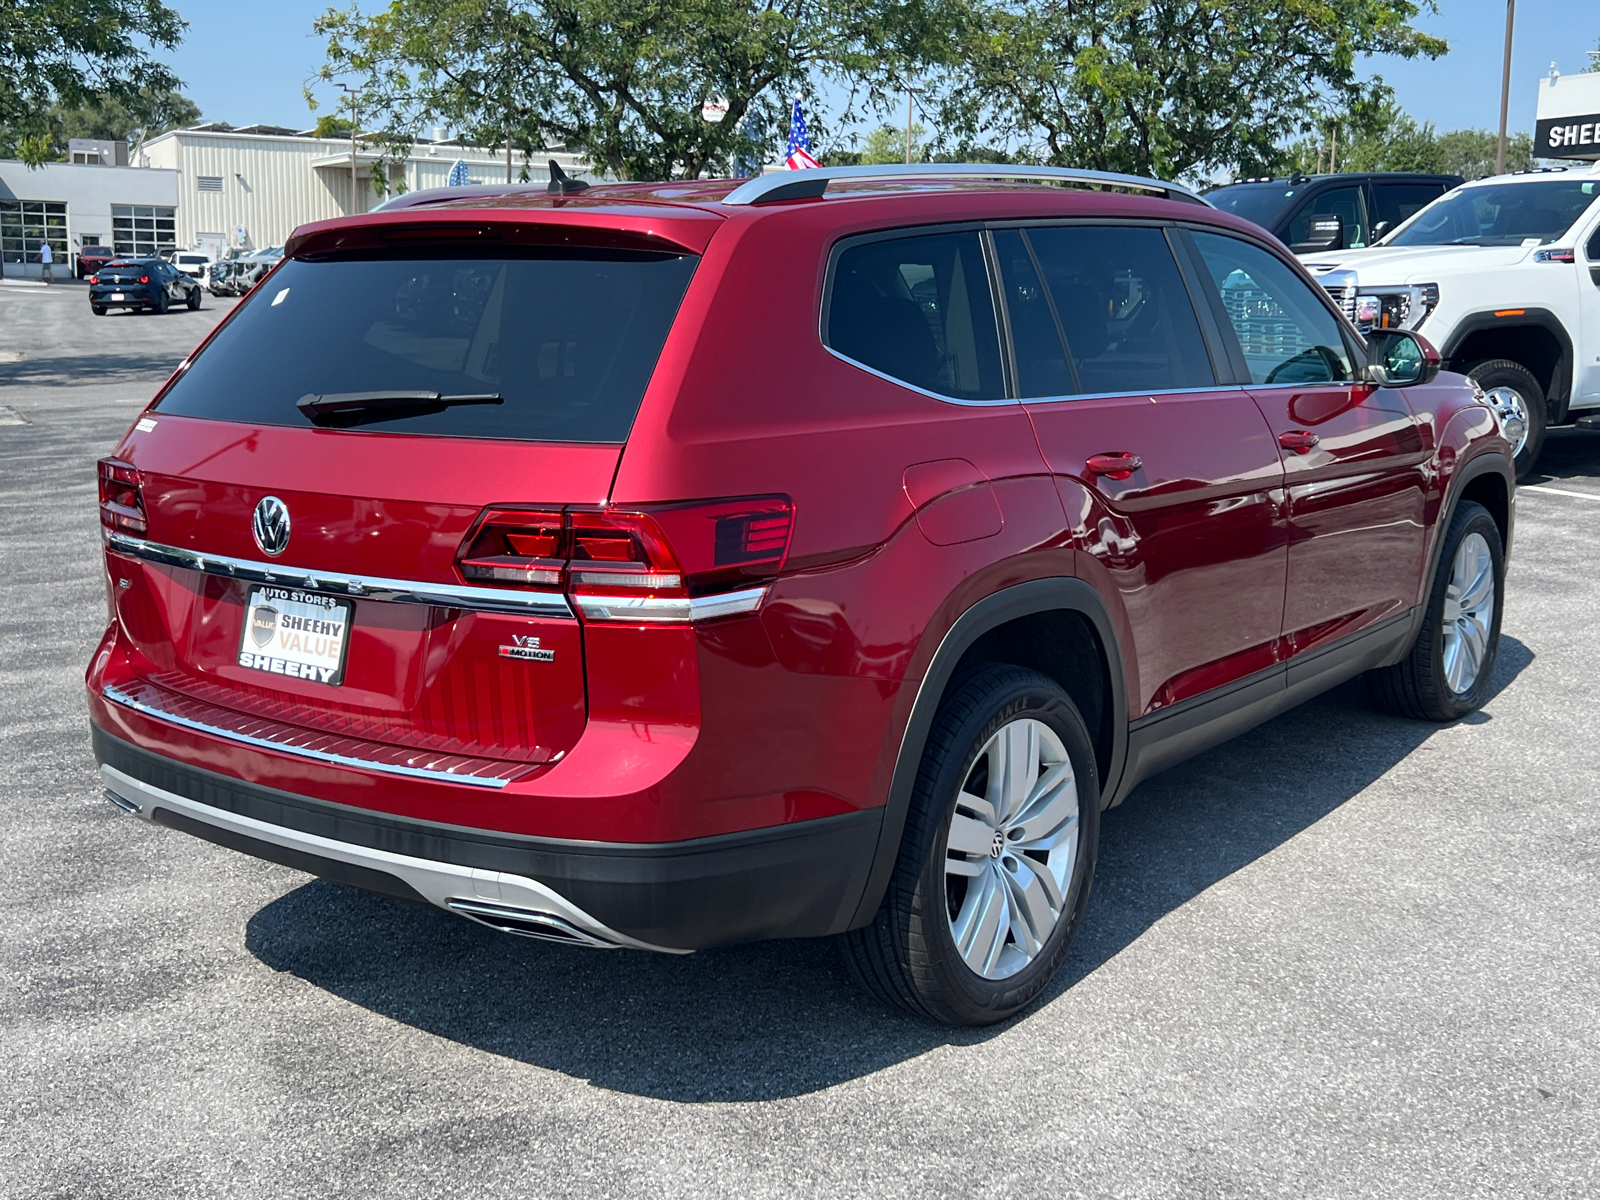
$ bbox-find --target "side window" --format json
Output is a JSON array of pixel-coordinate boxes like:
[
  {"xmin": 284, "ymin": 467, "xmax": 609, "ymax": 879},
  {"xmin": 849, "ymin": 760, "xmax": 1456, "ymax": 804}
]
[
  {"xmin": 1288, "ymin": 186, "xmax": 1370, "ymax": 249},
  {"xmin": 1026, "ymin": 224, "xmax": 1216, "ymax": 395},
  {"xmin": 992, "ymin": 229, "xmax": 1074, "ymax": 397},
  {"xmin": 1586, "ymin": 222, "xmax": 1600, "ymax": 263},
  {"xmin": 1190, "ymin": 231, "xmax": 1355, "ymax": 385},
  {"xmin": 1374, "ymin": 183, "xmax": 1446, "ymax": 236},
  {"xmin": 826, "ymin": 231, "xmax": 1004, "ymax": 401}
]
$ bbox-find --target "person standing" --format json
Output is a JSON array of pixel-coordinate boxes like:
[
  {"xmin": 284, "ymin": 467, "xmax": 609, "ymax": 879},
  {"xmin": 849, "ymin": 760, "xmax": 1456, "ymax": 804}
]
[{"xmin": 38, "ymin": 240, "xmax": 53, "ymax": 284}]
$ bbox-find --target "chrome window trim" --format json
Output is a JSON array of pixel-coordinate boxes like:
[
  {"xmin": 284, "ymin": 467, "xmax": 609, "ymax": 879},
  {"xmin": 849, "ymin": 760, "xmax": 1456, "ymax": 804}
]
[
  {"xmin": 821, "ymin": 346, "xmax": 1021, "ymax": 407},
  {"xmin": 105, "ymin": 531, "xmax": 575, "ymax": 618},
  {"xmin": 574, "ymin": 586, "xmax": 768, "ymax": 623},
  {"xmin": 100, "ymin": 683, "xmax": 517, "ymax": 789},
  {"xmin": 1015, "ymin": 384, "xmax": 1246, "ymax": 406}
]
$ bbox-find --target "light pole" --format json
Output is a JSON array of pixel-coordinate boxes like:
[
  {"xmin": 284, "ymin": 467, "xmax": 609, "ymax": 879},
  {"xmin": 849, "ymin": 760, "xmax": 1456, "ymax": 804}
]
[
  {"xmin": 338, "ymin": 84, "xmax": 364, "ymax": 213},
  {"xmin": 905, "ymin": 86, "xmax": 922, "ymax": 165},
  {"xmin": 1496, "ymin": 0, "xmax": 1515, "ymax": 175}
]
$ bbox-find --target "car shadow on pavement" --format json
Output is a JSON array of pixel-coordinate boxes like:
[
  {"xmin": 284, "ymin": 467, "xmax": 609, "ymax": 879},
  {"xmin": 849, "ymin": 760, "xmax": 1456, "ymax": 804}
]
[
  {"xmin": 245, "ymin": 637, "xmax": 1533, "ymax": 1103},
  {"xmin": 1524, "ymin": 426, "xmax": 1600, "ymax": 482},
  {"xmin": 0, "ymin": 352, "xmax": 195, "ymax": 391}
]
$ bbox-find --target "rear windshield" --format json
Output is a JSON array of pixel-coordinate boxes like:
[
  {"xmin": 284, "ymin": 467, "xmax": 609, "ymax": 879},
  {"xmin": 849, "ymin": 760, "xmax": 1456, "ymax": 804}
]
[{"xmin": 155, "ymin": 250, "xmax": 699, "ymax": 442}]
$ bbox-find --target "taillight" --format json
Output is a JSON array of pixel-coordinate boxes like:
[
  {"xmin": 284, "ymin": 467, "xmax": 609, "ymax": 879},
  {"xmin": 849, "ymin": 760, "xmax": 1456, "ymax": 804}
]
[
  {"xmin": 98, "ymin": 457, "xmax": 147, "ymax": 534},
  {"xmin": 455, "ymin": 496, "xmax": 794, "ymax": 621},
  {"xmin": 138, "ymin": 275, "xmax": 149, "ymax": 283},
  {"xmin": 458, "ymin": 509, "xmax": 565, "ymax": 586}
]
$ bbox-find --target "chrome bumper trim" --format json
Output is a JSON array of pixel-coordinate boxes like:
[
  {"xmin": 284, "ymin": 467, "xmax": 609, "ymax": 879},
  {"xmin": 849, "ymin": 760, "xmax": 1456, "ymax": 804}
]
[
  {"xmin": 100, "ymin": 764, "xmax": 690, "ymax": 955},
  {"xmin": 104, "ymin": 531, "xmax": 574, "ymax": 619},
  {"xmin": 574, "ymin": 586, "xmax": 767, "ymax": 623},
  {"xmin": 101, "ymin": 682, "xmax": 516, "ymax": 789}
]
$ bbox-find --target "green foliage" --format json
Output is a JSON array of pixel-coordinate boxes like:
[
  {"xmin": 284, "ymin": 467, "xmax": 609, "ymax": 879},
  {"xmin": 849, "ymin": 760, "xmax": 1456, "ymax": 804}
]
[
  {"xmin": 929, "ymin": 0, "xmax": 1447, "ymax": 182},
  {"xmin": 313, "ymin": 0, "xmax": 950, "ymax": 181},
  {"xmin": 858, "ymin": 122, "xmax": 924, "ymax": 164},
  {"xmin": 1265, "ymin": 100, "xmax": 1538, "ymax": 181},
  {"xmin": 0, "ymin": 0, "xmax": 187, "ymax": 166},
  {"xmin": 0, "ymin": 87, "xmax": 199, "ymax": 161},
  {"xmin": 312, "ymin": 114, "xmax": 355, "ymax": 139}
]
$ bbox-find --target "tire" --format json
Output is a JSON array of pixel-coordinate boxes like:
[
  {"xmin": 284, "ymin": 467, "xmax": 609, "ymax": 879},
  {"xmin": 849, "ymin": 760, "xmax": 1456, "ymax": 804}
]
[
  {"xmin": 1466, "ymin": 359, "xmax": 1545, "ymax": 481},
  {"xmin": 842, "ymin": 665, "xmax": 1101, "ymax": 1025},
  {"xmin": 152, "ymin": 290, "xmax": 169, "ymax": 315},
  {"xmin": 91, "ymin": 305, "xmax": 106, "ymax": 316},
  {"xmin": 186, "ymin": 286, "xmax": 201, "ymax": 310},
  {"xmin": 1365, "ymin": 500, "xmax": 1504, "ymax": 722}
]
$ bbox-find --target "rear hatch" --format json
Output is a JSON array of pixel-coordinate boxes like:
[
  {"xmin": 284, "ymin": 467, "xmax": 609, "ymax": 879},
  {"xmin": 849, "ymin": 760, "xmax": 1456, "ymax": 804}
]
[{"xmin": 101, "ymin": 221, "xmax": 705, "ymax": 777}]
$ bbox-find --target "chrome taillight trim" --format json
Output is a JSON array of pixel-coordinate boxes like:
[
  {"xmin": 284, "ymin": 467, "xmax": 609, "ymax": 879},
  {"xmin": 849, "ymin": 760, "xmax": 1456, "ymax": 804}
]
[
  {"xmin": 573, "ymin": 586, "xmax": 767, "ymax": 624},
  {"xmin": 101, "ymin": 682, "xmax": 517, "ymax": 789},
  {"xmin": 104, "ymin": 531, "xmax": 574, "ymax": 618}
]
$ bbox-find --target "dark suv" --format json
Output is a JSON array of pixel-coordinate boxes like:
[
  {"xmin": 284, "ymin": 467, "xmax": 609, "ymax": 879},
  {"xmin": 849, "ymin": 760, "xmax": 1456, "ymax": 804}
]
[
  {"xmin": 88, "ymin": 257, "xmax": 203, "ymax": 315},
  {"xmin": 87, "ymin": 164, "xmax": 1514, "ymax": 1025},
  {"xmin": 1208, "ymin": 172, "xmax": 1465, "ymax": 253}
]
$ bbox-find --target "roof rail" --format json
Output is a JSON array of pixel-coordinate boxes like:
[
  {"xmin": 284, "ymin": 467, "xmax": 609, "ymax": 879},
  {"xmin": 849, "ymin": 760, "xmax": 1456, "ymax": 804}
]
[{"xmin": 720, "ymin": 163, "xmax": 1210, "ymax": 207}]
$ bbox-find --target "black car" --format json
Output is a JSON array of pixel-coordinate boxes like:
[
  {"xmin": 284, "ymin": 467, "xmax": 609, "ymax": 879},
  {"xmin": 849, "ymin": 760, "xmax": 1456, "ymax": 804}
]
[
  {"xmin": 88, "ymin": 258, "xmax": 203, "ymax": 315},
  {"xmin": 1206, "ymin": 172, "xmax": 1465, "ymax": 253}
]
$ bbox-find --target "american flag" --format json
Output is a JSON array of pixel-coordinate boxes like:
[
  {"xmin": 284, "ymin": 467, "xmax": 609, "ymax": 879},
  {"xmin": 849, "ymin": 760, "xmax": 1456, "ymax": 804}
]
[
  {"xmin": 785, "ymin": 98, "xmax": 819, "ymax": 170},
  {"xmin": 447, "ymin": 160, "xmax": 471, "ymax": 187}
]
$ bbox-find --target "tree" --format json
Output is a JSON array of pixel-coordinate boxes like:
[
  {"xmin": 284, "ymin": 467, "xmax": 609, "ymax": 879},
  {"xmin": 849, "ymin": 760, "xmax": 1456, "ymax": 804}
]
[
  {"xmin": 0, "ymin": 87, "xmax": 198, "ymax": 160},
  {"xmin": 0, "ymin": 0, "xmax": 186, "ymax": 166},
  {"xmin": 931, "ymin": 0, "xmax": 1447, "ymax": 182},
  {"xmin": 858, "ymin": 121, "xmax": 924, "ymax": 163},
  {"xmin": 314, "ymin": 0, "xmax": 950, "ymax": 181}
]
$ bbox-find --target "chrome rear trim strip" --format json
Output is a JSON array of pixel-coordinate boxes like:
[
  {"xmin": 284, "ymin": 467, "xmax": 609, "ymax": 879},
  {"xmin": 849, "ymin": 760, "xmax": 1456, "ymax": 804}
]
[
  {"xmin": 101, "ymin": 764, "xmax": 691, "ymax": 954},
  {"xmin": 105, "ymin": 531, "xmax": 573, "ymax": 618},
  {"xmin": 573, "ymin": 586, "xmax": 767, "ymax": 624},
  {"xmin": 101, "ymin": 682, "xmax": 516, "ymax": 789}
]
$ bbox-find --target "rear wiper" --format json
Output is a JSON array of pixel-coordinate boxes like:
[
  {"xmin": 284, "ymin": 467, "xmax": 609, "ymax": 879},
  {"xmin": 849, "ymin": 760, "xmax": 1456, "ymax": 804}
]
[{"xmin": 297, "ymin": 391, "xmax": 502, "ymax": 424}]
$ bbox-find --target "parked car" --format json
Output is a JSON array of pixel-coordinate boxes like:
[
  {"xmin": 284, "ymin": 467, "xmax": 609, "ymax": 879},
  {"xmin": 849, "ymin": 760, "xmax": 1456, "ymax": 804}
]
[
  {"xmin": 75, "ymin": 244, "xmax": 117, "ymax": 279},
  {"xmin": 1300, "ymin": 164, "xmax": 1600, "ymax": 479},
  {"xmin": 1208, "ymin": 172, "xmax": 1464, "ymax": 253},
  {"xmin": 171, "ymin": 248, "xmax": 219, "ymax": 280},
  {"xmin": 88, "ymin": 163, "xmax": 1514, "ymax": 1026},
  {"xmin": 88, "ymin": 257, "xmax": 204, "ymax": 315}
]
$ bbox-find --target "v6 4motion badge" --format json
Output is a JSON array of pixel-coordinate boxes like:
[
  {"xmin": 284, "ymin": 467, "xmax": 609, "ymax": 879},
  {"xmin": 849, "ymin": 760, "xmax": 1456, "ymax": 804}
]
[{"xmin": 499, "ymin": 634, "xmax": 555, "ymax": 662}]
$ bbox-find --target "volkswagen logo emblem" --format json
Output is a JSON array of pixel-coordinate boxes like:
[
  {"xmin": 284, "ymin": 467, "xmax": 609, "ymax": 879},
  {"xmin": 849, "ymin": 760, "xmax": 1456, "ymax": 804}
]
[{"xmin": 252, "ymin": 495, "xmax": 291, "ymax": 557}]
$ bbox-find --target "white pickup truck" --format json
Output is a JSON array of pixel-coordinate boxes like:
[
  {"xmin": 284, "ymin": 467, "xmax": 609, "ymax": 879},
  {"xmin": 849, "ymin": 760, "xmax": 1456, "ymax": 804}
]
[{"xmin": 1299, "ymin": 164, "xmax": 1600, "ymax": 478}]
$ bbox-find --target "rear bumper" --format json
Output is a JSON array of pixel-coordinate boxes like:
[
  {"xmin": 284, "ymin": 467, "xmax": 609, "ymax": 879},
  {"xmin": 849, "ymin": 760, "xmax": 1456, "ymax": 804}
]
[{"xmin": 93, "ymin": 726, "xmax": 881, "ymax": 952}]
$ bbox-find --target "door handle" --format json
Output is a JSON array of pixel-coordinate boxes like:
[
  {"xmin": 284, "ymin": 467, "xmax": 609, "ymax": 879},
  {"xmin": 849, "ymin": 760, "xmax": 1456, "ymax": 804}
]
[
  {"xmin": 1086, "ymin": 453, "xmax": 1143, "ymax": 480},
  {"xmin": 1278, "ymin": 430, "xmax": 1320, "ymax": 454}
]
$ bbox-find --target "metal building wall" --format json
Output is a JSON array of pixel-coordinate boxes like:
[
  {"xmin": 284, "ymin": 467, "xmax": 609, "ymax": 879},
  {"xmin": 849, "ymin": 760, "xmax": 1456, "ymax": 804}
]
[{"xmin": 141, "ymin": 131, "xmax": 584, "ymax": 250}]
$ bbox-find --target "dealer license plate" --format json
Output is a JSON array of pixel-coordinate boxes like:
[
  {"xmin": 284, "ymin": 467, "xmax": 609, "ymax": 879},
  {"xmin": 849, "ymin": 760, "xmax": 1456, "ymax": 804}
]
[
  {"xmin": 236, "ymin": 586, "xmax": 352, "ymax": 686},
  {"xmin": 109, "ymin": 292, "xmax": 125, "ymax": 301}
]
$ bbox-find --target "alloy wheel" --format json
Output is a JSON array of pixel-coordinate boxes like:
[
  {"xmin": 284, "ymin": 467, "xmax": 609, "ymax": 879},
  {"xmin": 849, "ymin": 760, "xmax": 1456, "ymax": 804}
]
[
  {"xmin": 1441, "ymin": 531, "xmax": 1495, "ymax": 696},
  {"xmin": 1483, "ymin": 386, "xmax": 1530, "ymax": 457},
  {"xmin": 944, "ymin": 717, "xmax": 1080, "ymax": 980}
]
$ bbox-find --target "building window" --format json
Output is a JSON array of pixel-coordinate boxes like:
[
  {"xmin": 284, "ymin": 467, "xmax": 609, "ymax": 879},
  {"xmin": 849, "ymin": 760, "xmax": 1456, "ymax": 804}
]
[
  {"xmin": 0, "ymin": 200, "xmax": 68, "ymax": 265},
  {"xmin": 197, "ymin": 176, "xmax": 223, "ymax": 192},
  {"xmin": 112, "ymin": 205, "xmax": 177, "ymax": 257}
]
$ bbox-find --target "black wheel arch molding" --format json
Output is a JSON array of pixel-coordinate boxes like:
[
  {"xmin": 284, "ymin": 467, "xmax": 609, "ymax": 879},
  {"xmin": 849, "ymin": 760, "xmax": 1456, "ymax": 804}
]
[
  {"xmin": 845, "ymin": 576, "xmax": 1129, "ymax": 931},
  {"xmin": 1439, "ymin": 308, "xmax": 1574, "ymax": 423}
]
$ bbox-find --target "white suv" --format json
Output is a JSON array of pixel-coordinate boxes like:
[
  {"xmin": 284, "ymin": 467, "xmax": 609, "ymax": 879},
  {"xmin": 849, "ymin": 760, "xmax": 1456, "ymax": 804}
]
[{"xmin": 1300, "ymin": 165, "xmax": 1600, "ymax": 478}]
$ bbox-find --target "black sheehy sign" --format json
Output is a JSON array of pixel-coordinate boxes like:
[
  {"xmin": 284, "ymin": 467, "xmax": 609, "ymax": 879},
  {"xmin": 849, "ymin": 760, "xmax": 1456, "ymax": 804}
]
[{"xmin": 1536, "ymin": 113, "xmax": 1600, "ymax": 160}]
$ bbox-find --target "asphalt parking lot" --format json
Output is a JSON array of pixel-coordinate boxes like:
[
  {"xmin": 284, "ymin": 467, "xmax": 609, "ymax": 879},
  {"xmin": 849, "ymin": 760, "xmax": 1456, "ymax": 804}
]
[{"xmin": 2, "ymin": 279, "xmax": 1598, "ymax": 1199}]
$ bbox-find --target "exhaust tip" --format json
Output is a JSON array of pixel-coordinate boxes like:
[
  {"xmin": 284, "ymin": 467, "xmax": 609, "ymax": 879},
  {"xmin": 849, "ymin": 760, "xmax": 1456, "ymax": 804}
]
[
  {"xmin": 446, "ymin": 899, "xmax": 620, "ymax": 949},
  {"xmin": 105, "ymin": 788, "xmax": 142, "ymax": 815}
]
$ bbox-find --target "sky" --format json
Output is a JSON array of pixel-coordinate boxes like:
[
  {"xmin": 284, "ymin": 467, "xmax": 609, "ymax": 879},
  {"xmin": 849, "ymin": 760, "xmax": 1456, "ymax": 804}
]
[{"xmin": 166, "ymin": 0, "xmax": 1600, "ymax": 144}]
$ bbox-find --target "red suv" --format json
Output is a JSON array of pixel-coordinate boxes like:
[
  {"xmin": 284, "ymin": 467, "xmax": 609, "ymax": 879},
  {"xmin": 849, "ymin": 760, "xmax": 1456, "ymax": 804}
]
[{"xmin": 87, "ymin": 164, "xmax": 1514, "ymax": 1025}]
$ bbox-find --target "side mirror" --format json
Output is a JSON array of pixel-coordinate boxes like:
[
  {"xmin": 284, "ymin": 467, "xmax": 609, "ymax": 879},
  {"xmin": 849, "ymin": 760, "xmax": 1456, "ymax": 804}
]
[
  {"xmin": 1372, "ymin": 220, "xmax": 1391, "ymax": 240},
  {"xmin": 1363, "ymin": 330, "xmax": 1441, "ymax": 388},
  {"xmin": 1291, "ymin": 214, "xmax": 1345, "ymax": 254}
]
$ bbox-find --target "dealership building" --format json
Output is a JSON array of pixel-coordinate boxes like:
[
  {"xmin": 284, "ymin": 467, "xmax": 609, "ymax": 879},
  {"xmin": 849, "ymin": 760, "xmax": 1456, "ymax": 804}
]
[{"xmin": 1, "ymin": 125, "xmax": 590, "ymax": 278}]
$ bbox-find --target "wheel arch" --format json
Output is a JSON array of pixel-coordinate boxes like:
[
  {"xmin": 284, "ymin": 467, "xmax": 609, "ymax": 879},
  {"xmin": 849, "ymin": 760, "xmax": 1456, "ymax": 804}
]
[
  {"xmin": 1441, "ymin": 311, "xmax": 1573, "ymax": 423},
  {"xmin": 845, "ymin": 577, "xmax": 1128, "ymax": 930}
]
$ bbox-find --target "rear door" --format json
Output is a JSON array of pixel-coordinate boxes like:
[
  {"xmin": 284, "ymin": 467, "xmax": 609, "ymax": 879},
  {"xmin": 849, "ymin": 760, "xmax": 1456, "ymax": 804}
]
[
  {"xmin": 1183, "ymin": 229, "xmax": 1427, "ymax": 658},
  {"xmin": 109, "ymin": 242, "xmax": 700, "ymax": 771},
  {"xmin": 1005, "ymin": 223, "xmax": 1288, "ymax": 717}
]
